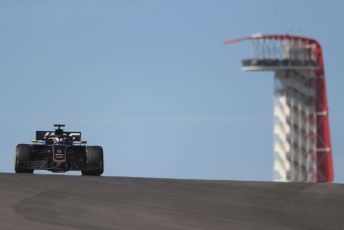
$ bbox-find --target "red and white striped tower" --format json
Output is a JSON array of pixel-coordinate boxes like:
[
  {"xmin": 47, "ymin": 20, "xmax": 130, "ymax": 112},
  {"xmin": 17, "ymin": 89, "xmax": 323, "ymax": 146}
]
[{"xmin": 225, "ymin": 34, "xmax": 333, "ymax": 182}]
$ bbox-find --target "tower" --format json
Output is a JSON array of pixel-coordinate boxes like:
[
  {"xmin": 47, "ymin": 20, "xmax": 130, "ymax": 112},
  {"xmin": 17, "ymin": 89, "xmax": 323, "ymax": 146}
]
[{"xmin": 225, "ymin": 34, "xmax": 333, "ymax": 182}]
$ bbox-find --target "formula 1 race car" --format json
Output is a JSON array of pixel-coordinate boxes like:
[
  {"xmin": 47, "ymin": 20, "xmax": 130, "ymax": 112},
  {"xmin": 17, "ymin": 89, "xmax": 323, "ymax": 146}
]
[{"xmin": 14, "ymin": 124, "xmax": 104, "ymax": 176}]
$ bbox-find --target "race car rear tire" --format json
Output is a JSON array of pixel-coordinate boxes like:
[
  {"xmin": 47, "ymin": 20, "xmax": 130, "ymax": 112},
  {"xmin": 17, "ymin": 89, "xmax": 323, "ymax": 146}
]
[
  {"xmin": 82, "ymin": 146, "xmax": 103, "ymax": 176},
  {"xmin": 15, "ymin": 144, "xmax": 34, "ymax": 173}
]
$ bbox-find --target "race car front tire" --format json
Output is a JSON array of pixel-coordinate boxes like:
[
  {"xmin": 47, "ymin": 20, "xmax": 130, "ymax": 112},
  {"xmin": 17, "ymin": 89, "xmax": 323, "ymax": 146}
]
[
  {"xmin": 82, "ymin": 146, "xmax": 103, "ymax": 176},
  {"xmin": 15, "ymin": 144, "xmax": 34, "ymax": 173}
]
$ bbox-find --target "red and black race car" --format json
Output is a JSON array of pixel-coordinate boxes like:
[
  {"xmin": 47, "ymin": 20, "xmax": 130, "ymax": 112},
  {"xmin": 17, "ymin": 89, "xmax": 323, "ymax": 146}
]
[{"xmin": 14, "ymin": 124, "xmax": 103, "ymax": 176}]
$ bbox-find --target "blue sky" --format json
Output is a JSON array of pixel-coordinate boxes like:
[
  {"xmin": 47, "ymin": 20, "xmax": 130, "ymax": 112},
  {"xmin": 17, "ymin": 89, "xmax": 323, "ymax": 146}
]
[{"xmin": 1, "ymin": 0, "xmax": 343, "ymax": 182}]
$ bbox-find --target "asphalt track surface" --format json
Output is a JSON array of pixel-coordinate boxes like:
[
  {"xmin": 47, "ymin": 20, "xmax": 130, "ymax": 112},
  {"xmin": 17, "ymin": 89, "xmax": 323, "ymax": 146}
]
[{"xmin": 1, "ymin": 173, "xmax": 344, "ymax": 230}]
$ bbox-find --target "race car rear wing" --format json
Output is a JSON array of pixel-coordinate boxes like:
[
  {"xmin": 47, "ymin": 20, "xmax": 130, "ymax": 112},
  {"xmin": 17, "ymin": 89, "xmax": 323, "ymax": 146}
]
[{"xmin": 36, "ymin": 131, "xmax": 82, "ymax": 141}]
